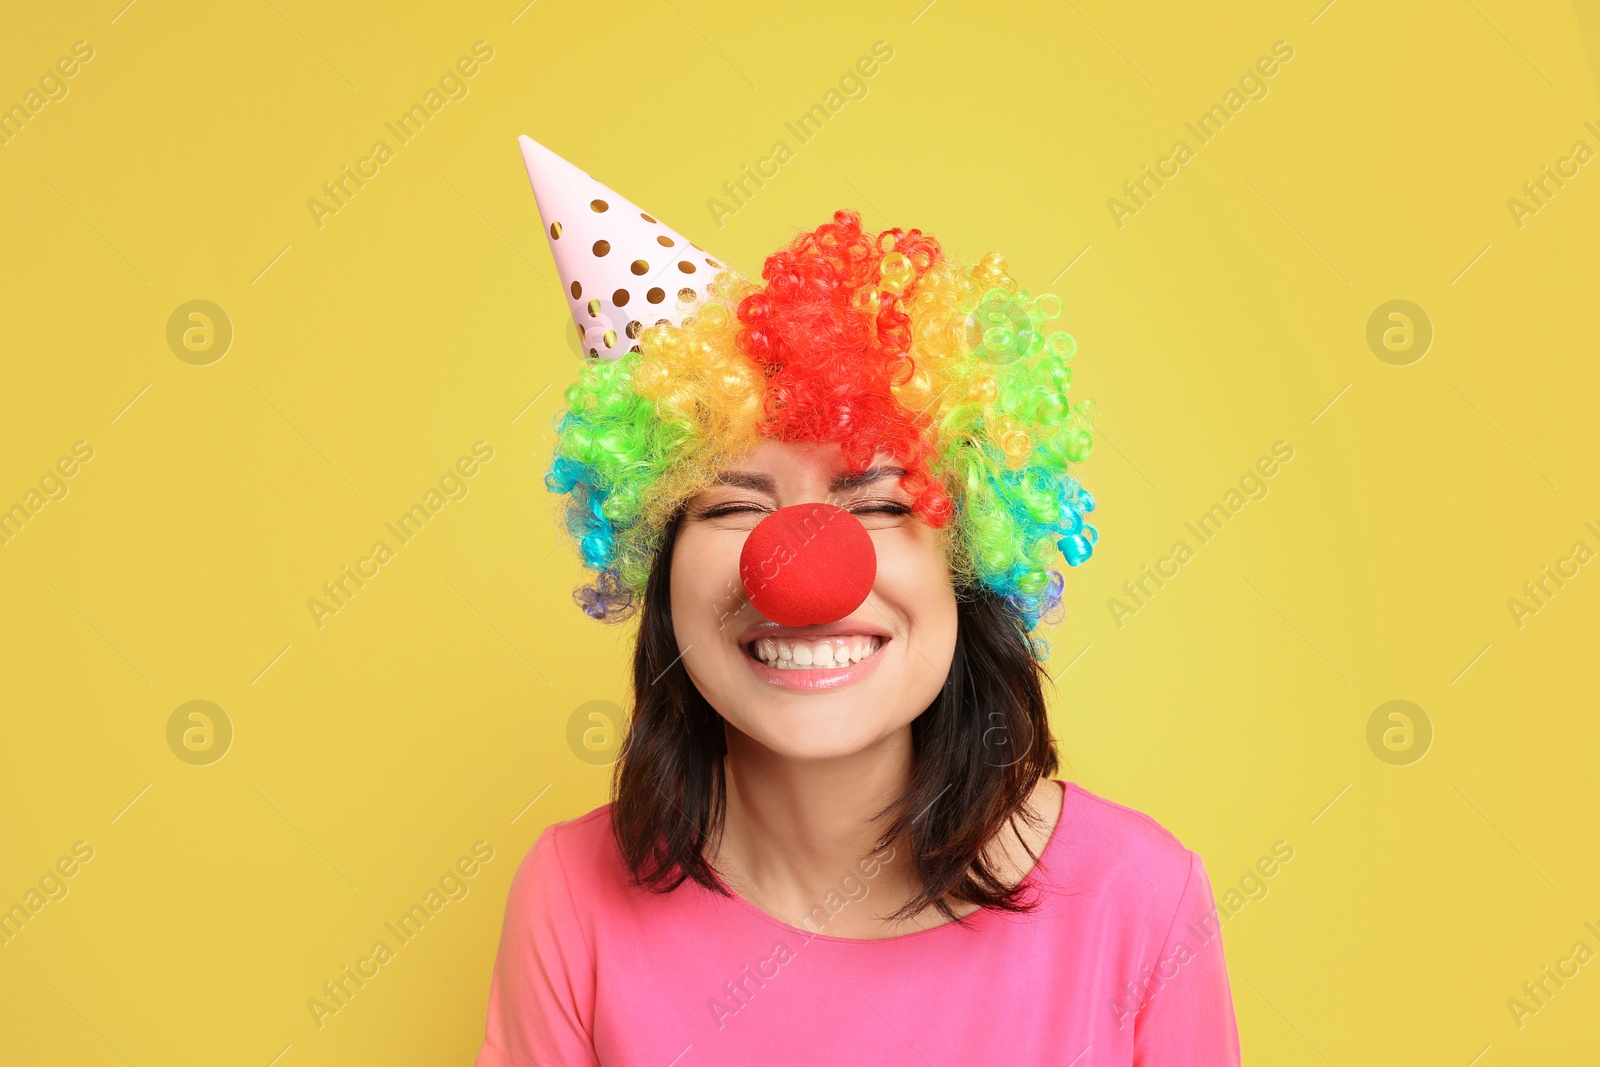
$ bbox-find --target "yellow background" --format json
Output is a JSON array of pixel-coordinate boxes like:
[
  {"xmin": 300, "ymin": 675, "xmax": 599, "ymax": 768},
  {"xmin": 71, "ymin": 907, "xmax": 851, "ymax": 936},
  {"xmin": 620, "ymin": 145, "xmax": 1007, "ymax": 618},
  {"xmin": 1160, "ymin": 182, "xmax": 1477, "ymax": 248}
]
[{"xmin": 3, "ymin": 0, "xmax": 1598, "ymax": 1062}]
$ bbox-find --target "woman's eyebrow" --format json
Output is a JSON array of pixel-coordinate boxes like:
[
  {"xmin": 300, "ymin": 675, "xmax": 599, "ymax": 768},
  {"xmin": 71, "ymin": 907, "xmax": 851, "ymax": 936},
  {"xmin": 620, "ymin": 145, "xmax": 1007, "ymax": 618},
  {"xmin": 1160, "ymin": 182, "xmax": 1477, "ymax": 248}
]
[
  {"xmin": 710, "ymin": 470, "xmax": 775, "ymax": 492},
  {"xmin": 709, "ymin": 465, "xmax": 908, "ymax": 493},
  {"xmin": 831, "ymin": 465, "xmax": 908, "ymax": 491}
]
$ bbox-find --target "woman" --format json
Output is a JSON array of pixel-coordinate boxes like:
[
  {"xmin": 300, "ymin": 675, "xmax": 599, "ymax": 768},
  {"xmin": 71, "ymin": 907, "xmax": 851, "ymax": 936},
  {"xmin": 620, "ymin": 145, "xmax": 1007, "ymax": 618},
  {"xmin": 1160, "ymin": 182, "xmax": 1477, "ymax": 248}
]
[{"xmin": 476, "ymin": 137, "xmax": 1241, "ymax": 1065}]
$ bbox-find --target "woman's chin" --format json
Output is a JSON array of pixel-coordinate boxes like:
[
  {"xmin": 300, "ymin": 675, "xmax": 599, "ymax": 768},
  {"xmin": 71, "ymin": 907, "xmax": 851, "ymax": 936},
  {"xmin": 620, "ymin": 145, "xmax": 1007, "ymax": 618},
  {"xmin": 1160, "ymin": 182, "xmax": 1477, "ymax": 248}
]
[
  {"xmin": 749, "ymin": 733, "xmax": 888, "ymax": 763},
  {"xmin": 726, "ymin": 703, "xmax": 907, "ymax": 763}
]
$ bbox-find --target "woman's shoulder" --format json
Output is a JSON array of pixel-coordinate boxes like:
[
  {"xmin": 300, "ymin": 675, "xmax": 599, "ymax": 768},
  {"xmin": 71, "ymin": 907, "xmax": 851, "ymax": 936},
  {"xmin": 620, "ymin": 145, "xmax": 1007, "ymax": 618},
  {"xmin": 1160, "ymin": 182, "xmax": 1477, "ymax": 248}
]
[
  {"xmin": 1048, "ymin": 779, "xmax": 1206, "ymax": 912},
  {"xmin": 517, "ymin": 801, "xmax": 618, "ymax": 875},
  {"xmin": 501, "ymin": 802, "xmax": 624, "ymax": 911}
]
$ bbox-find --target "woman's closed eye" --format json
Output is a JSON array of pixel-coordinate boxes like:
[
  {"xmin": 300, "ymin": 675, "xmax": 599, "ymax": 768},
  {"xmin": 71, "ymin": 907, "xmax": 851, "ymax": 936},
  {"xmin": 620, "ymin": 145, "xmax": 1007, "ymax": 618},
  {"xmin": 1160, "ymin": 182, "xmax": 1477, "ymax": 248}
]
[
  {"xmin": 694, "ymin": 502, "xmax": 774, "ymax": 521},
  {"xmin": 851, "ymin": 502, "xmax": 915, "ymax": 518},
  {"xmin": 695, "ymin": 499, "xmax": 912, "ymax": 520}
]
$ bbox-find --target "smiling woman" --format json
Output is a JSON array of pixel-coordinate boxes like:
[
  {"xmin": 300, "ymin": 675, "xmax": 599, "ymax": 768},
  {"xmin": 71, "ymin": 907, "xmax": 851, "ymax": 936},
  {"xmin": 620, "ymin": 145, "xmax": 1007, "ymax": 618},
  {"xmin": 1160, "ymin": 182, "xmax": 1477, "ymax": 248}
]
[
  {"xmin": 629, "ymin": 436, "xmax": 1053, "ymax": 925},
  {"xmin": 476, "ymin": 138, "xmax": 1241, "ymax": 1066}
]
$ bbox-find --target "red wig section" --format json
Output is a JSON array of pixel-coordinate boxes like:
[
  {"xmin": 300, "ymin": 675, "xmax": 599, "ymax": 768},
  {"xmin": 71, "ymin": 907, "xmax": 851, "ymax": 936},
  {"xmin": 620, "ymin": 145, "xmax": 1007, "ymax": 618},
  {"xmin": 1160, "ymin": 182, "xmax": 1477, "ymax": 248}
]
[{"xmin": 734, "ymin": 210, "xmax": 955, "ymax": 528}]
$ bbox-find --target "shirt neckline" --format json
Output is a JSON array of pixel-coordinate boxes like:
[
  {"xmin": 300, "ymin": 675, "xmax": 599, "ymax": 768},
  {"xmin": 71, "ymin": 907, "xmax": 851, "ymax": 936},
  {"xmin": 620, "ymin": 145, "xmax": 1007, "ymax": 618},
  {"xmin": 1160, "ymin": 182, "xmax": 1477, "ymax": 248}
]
[{"xmin": 705, "ymin": 778, "xmax": 1071, "ymax": 946}]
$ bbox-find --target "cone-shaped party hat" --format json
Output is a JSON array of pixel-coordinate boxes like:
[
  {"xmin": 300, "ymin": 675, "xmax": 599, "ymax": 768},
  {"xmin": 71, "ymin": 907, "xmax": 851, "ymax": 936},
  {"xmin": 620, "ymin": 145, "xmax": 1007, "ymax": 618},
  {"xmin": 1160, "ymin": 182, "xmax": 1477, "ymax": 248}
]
[{"xmin": 517, "ymin": 135, "xmax": 731, "ymax": 359}]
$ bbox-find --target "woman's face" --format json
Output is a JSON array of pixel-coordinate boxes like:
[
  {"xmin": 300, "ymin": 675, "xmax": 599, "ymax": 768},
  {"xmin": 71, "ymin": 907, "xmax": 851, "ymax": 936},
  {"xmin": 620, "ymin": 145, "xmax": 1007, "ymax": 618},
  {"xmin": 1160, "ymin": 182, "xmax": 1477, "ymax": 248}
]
[{"xmin": 669, "ymin": 439, "xmax": 959, "ymax": 763}]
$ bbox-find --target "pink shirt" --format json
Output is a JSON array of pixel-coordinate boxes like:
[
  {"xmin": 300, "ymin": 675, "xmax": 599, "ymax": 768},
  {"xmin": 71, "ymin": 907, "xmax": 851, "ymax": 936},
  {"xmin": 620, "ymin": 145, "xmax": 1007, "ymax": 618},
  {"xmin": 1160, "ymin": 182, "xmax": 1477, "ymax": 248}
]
[{"xmin": 476, "ymin": 780, "xmax": 1241, "ymax": 1066}]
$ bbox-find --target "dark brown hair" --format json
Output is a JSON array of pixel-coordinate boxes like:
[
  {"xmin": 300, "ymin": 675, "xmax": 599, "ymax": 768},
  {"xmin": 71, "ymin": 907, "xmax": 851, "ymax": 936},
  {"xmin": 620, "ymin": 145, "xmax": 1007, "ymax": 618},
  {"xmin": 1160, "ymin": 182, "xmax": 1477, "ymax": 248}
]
[{"xmin": 610, "ymin": 502, "xmax": 1061, "ymax": 926}]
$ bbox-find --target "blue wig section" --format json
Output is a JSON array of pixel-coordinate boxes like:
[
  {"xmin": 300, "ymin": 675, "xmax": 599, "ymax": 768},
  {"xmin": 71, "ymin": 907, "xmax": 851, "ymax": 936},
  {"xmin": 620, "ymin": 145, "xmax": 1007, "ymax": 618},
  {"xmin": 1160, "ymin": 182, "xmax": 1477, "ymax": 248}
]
[
  {"xmin": 979, "ymin": 465, "xmax": 1099, "ymax": 662},
  {"xmin": 545, "ymin": 452, "xmax": 635, "ymax": 621},
  {"xmin": 544, "ymin": 453, "xmax": 618, "ymax": 572}
]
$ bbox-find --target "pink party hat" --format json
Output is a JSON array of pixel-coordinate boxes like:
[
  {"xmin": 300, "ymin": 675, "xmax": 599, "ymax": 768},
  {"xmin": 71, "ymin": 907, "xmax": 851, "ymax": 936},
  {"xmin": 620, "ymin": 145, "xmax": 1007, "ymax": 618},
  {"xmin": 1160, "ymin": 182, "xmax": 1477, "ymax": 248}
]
[{"xmin": 517, "ymin": 135, "xmax": 730, "ymax": 358}]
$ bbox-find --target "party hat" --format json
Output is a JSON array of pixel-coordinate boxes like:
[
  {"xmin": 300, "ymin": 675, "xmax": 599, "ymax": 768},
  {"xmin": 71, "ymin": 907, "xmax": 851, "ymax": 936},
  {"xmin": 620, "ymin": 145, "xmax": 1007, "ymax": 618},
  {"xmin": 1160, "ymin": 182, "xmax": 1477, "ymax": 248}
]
[{"xmin": 517, "ymin": 135, "xmax": 730, "ymax": 358}]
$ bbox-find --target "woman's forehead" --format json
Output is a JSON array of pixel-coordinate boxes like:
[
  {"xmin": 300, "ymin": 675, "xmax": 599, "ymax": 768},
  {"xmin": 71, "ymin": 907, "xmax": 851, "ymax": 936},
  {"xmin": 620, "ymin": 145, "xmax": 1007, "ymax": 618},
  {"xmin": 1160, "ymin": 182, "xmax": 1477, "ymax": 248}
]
[
  {"xmin": 722, "ymin": 439, "xmax": 896, "ymax": 473},
  {"xmin": 701, "ymin": 445, "xmax": 912, "ymax": 500}
]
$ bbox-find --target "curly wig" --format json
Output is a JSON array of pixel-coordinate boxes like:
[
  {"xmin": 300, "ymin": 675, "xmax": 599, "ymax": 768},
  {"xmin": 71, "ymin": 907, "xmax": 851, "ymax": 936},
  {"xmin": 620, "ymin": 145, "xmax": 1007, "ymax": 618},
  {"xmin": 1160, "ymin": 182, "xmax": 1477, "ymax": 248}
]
[{"xmin": 543, "ymin": 209, "xmax": 1098, "ymax": 661}]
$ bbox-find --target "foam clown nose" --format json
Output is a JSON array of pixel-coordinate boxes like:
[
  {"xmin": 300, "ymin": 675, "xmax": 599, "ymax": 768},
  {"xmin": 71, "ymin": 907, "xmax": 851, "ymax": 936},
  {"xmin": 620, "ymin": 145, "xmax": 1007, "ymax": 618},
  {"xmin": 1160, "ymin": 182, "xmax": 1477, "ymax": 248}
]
[{"xmin": 740, "ymin": 503, "xmax": 877, "ymax": 627}]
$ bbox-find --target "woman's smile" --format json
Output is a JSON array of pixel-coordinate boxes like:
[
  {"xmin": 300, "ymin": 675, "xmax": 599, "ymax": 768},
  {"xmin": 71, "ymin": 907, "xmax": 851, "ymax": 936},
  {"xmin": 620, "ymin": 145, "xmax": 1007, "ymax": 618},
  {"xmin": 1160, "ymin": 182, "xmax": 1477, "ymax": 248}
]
[{"xmin": 737, "ymin": 620, "xmax": 893, "ymax": 690}]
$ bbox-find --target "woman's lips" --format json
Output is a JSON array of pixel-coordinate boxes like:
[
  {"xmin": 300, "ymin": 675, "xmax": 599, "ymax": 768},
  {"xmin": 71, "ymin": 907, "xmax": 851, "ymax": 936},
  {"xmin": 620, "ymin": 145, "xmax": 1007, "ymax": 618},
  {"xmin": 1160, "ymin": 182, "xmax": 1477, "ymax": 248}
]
[{"xmin": 741, "ymin": 638, "xmax": 889, "ymax": 691}]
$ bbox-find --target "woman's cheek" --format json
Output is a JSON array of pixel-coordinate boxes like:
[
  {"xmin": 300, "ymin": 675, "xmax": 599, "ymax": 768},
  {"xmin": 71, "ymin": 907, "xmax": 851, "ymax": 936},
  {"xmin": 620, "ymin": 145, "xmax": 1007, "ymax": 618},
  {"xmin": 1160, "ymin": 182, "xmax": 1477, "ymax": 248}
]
[
  {"xmin": 874, "ymin": 524, "xmax": 954, "ymax": 596},
  {"xmin": 669, "ymin": 542, "xmax": 710, "ymax": 641},
  {"xmin": 676, "ymin": 535, "xmax": 747, "ymax": 638},
  {"xmin": 876, "ymin": 526, "xmax": 960, "ymax": 669}
]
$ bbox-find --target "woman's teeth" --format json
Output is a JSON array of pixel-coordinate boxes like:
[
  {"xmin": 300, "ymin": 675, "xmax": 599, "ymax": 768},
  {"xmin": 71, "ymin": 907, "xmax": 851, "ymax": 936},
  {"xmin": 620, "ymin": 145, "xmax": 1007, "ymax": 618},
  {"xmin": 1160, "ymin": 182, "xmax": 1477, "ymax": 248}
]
[{"xmin": 749, "ymin": 635, "xmax": 883, "ymax": 670}]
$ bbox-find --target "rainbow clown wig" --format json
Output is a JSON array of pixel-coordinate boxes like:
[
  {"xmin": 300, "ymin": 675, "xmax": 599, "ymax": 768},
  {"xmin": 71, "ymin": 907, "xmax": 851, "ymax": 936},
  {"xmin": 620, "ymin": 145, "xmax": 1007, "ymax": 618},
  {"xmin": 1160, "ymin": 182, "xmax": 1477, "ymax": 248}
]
[{"xmin": 518, "ymin": 137, "xmax": 1098, "ymax": 663}]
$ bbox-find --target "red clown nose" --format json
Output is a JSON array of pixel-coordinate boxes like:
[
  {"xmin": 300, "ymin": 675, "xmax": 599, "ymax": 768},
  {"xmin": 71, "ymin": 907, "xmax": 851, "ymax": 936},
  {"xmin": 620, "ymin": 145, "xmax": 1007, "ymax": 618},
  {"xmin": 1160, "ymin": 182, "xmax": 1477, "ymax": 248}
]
[{"xmin": 739, "ymin": 503, "xmax": 877, "ymax": 627}]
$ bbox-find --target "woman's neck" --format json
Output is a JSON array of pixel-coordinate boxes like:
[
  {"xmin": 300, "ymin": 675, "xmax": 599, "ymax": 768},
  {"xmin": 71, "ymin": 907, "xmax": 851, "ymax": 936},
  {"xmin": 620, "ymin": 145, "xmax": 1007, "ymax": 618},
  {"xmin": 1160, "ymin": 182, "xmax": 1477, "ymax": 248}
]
[
  {"xmin": 725, "ymin": 732, "xmax": 902, "ymax": 855},
  {"xmin": 705, "ymin": 729, "xmax": 1061, "ymax": 939}
]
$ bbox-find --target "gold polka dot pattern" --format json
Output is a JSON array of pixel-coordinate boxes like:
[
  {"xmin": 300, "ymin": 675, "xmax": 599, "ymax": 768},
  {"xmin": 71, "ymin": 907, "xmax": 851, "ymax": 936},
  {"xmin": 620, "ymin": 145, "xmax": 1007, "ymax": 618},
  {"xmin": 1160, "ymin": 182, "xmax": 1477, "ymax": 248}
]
[{"xmin": 519, "ymin": 135, "xmax": 742, "ymax": 361}]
